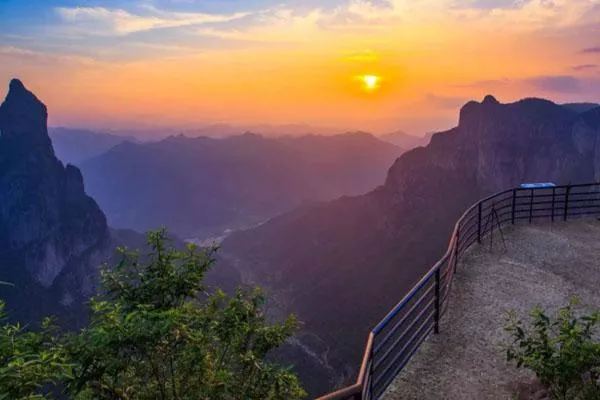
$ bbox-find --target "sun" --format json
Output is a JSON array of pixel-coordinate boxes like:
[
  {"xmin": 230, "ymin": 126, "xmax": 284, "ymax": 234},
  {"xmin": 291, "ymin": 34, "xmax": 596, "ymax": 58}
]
[{"xmin": 359, "ymin": 75, "xmax": 381, "ymax": 91}]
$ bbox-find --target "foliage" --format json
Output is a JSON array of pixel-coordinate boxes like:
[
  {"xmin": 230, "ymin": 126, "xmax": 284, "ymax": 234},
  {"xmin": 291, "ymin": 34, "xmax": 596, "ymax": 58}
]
[
  {"xmin": 0, "ymin": 301, "xmax": 72, "ymax": 399},
  {"xmin": 65, "ymin": 228, "xmax": 306, "ymax": 400},
  {"xmin": 505, "ymin": 298, "xmax": 600, "ymax": 400}
]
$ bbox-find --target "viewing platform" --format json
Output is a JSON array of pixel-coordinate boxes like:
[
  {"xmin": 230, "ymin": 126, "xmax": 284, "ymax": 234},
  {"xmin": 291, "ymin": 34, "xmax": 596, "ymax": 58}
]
[{"xmin": 383, "ymin": 220, "xmax": 600, "ymax": 400}]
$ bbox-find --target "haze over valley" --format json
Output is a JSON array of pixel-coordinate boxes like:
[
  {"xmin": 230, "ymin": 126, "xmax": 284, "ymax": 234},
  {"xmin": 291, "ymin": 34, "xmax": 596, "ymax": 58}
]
[{"xmin": 2, "ymin": 0, "xmax": 600, "ymax": 398}]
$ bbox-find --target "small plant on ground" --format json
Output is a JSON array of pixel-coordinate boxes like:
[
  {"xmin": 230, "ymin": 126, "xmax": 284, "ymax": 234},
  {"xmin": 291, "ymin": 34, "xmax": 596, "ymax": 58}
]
[{"xmin": 505, "ymin": 298, "xmax": 600, "ymax": 400}]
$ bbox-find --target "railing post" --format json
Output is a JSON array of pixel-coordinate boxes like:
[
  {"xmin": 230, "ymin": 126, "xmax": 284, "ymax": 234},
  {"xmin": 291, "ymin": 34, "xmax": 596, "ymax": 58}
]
[
  {"xmin": 477, "ymin": 202, "xmax": 482, "ymax": 244},
  {"xmin": 434, "ymin": 268, "xmax": 441, "ymax": 334},
  {"xmin": 529, "ymin": 188, "xmax": 534, "ymax": 224},
  {"xmin": 511, "ymin": 189, "xmax": 517, "ymax": 225},
  {"xmin": 564, "ymin": 185, "xmax": 571, "ymax": 222},
  {"xmin": 453, "ymin": 230, "xmax": 460, "ymax": 273},
  {"xmin": 551, "ymin": 187, "xmax": 556, "ymax": 222},
  {"xmin": 367, "ymin": 346, "xmax": 374, "ymax": 400}
]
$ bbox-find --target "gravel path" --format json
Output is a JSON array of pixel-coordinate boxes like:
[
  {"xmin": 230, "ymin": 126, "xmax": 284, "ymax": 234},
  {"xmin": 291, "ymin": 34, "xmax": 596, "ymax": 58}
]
[{"xmin": 383, "ymin": 220, "xmax": 600, "ymax": 400}]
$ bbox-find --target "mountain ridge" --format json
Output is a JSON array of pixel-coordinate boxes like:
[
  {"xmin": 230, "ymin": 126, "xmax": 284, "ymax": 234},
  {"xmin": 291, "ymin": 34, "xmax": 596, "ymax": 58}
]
[
  {"xmin": 221, "ymin": 95, "xmax": 600, "ymax": 395},
  {"xmin": 49, "ymin": 127, "xmax": 138, "ymax": 164},
  {"xmin": 80, "ymin": 130, "xmax": 403, "ymax": 239}
]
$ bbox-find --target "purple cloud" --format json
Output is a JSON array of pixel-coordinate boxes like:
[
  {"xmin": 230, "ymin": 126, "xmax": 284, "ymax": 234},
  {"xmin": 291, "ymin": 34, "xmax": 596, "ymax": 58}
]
[
  {"xmin": 425, "ymin": 93, "xmax": 469, "ymax": 109},
  {"xmin": 572, "ymin": 64, "xmax": 597, "ymax": 71},
  {"xmin": 526, "ymin": 75, "xmax": 582, "ymax": 93},
  {"xmin": 582, "ymin": 46, "xmax": 600, "ymax": 53},
  {"xmin": 450, "ymin": 78, "xmax": 510, "ymax": 89}
]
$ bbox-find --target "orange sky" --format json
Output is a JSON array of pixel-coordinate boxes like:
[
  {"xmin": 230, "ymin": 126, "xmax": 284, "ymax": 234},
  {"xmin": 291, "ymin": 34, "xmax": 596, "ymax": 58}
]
[{"xmin": 1, "ymin": 0, "xmax": 599, "ymax": 135}]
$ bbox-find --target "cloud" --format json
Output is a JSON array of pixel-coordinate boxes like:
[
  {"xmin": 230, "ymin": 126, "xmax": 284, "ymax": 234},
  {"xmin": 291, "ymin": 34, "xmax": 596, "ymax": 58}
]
[
  {"xmin": 0, "ymin": 45, "xmax": 98, "ymax": 65},
  {"xmin": 450, "ymin": 78, "xmax": 511, "ymax": 89},
  {"xmin": 425, "ymin": 93, "xmax": 470, "ymax": 109},
  {"xmin": 50, "ymin": 0, "xmax": 600, "ymax": 47},
  {"xmin": 582, "ymin": 46, "xmax": 600, "ymax": 53},
  {"xmin": 526, "ymin": 75, "xmax": 582, "ymax": 93},
  {"xmin": 55, "ymin": 5, "xmax": 250, "ymax": 36},
  {"xmin": 572, "ymin": 64, "xmax": 597, "ymax": 71}
]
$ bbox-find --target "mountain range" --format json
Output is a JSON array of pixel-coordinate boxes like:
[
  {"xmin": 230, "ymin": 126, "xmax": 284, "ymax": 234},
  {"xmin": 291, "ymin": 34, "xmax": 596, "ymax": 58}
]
[
  {"xmin": 0, "ymin": 80, "xmax": 241, "ymax": 327},
  {"xmin": 79, "ymin": 132, "xmax": 403, "ymax": 240},
  {"xmin": 49, "ymin": 127, "xmax": 137, "ymax": 164},
  {"xmin": 3, "ymin": 78, "xmax": 600, "ymax": 397},
  {"xmin": 220, "ymin": 96, "xmax": 600, "ymax": 395},
  {"xmin": 379, "ymin": 130, "xmax": 432, "ymax": 149}
]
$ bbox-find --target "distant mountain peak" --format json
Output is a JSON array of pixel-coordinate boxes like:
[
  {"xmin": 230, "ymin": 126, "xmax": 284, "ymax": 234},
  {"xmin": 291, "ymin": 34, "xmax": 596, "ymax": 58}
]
[
  {"xmin": 0, "ymin": 78, "xmax": 51, "ymax": 151},
  {"xmin": 482, "ymin": 94, "xmax": 499, "ymax": 105},
  {"xmin": 5, "ymin": 78, "xmax": 45, "ymax": 113},
  {"xmin": 9, "ymin": 78, "xmax": 26, "ymax": 92}
]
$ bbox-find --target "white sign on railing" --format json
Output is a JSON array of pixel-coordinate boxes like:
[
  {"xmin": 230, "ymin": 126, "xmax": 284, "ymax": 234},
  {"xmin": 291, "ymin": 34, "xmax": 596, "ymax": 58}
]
[{"xmin": 520, "ymin": 182, "xmax": 556, "ymax": 189}]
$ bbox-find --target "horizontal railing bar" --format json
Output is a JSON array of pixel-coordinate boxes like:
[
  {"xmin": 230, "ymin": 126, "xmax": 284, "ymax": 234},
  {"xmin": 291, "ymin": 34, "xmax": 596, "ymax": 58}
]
[
  {"xmin": 459, "ymin": 215, "xmax": 479, "ymax": 232},
  {"xmin": 458, "ymin": 238, "xmax": 477, "ymax": 257},
  {"xmin": 454, "ymin": 188, "xmax": 517, "ymax": 227},
  {"xmin": 372, "ymin": 259, "xmax": 442, "ymax": 334},
  {"xmin": 441, "ymin": 262, "xmax": 454, "ymax": 282},
  {"xmin": 373, "ymin": 283, "xmax": 435, "ymax": 354},
  {"xmin": 319, "ymin": 182, "xmax": 600, "ymax": 400},
  {"xmin": 373, "ymin": 298, "xmax": 435, "ymax": 369},
  {"xmin": 514, "ymin": 199, "xmax": 561, "ymax": 207},
  {"xmin": 373, "ymin": 314, "xmax": 435, "ymax": 389},
  {"xmin": 458, "ymin": 229, "xmax": 478, "ymax": 250},
  {"xmin": 568, "ymin": 204, "xmax": 600, "ymax": 210},
  {"xmin": 458, "ymin": 211, "xmax": 480, "ymax": 229},
  {"xmin": 566, "ymin": 198, "xmax": 600, "ymax": 204},
  {"xmin": 566, "ymin": 210, "xmax": 600, "ymax": 217},
  {"xmin": 567, "ymin": 190, "xmax": 600, "ymax": 196},
  {"xmin": 496, "ymin": 209, "xmax": 513, "ymax": 219},
  {"xmin": 318, "ymin": 384, "xmax": 362, "ymax": 400},
  {"xmin": 514, "ymin": 193, "xmax": 556, "ymax": 199},
  {"xmin": 481, "ymin": 200, "xmax": 514, "ymax": 211},
  {"xmin": 316, "ymin": 333, "xmax": 374, "ymax": 400},
  {"xmin": 458, "ymin": 222, "xmax": 478, "ymax": 242},
  {"xmin": 373, "ymin": 321, "xmax": 436, "ymax": 398}
]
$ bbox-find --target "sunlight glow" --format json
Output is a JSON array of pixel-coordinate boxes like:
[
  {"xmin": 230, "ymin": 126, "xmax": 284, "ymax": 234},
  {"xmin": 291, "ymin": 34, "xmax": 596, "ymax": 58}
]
[{"xmin": 361, "ymin": 75, "xmax": 380, "ymax": 91}]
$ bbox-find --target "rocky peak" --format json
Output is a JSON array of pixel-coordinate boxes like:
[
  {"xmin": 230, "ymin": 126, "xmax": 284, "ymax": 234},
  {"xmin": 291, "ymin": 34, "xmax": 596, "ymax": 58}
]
[
  {"xmin": 482, "ymin": 94, "xmax": 499, "ymax": 105},
  {"xmin": 0, "ymin": 79, "xmax": 110, "ymax": 321},
  {"xmin": 0, "ymin": 79, "xmax": 53, "ymax": 154},
  {"xmin": 387, "ymin": 95, "xmax": 600, "ymax": 196}
]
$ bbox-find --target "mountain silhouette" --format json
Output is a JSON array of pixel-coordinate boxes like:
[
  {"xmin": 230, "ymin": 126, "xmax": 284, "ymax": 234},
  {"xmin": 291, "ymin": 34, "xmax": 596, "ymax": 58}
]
[
  {"xmin": 221, "ymin": 95, "xmax": 600, "ymax": 395},
  {"xmin": 79, "ymin": 132, "xmax": 403, "ymax": 239},
  {"xmin": 0, "ymin": 79, "xmax": 111, "ymax": 324}
]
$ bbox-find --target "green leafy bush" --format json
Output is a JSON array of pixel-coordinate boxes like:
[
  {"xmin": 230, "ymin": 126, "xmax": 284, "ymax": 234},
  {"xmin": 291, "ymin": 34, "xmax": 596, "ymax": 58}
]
[
  {"xmin": 505, "ymin": 298, "xmax": 600, "ymax": 400},
  {"xmin": 0, "ymin": 302, "xmax": 72, "ymax": 399},
  {"xmin": 0, "ymin": 229, "xmax": 306, "ymax": 400}
]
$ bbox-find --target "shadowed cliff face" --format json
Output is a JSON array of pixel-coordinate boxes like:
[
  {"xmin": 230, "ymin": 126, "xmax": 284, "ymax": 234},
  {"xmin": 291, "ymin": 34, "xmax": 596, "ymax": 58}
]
[
  {"xmin": 0, "ymin": 79, "xmax": 110, "ymax": 322},
  {"xmin": 222, "ymin": 96, "xmax": 600, "ymax": 395}
]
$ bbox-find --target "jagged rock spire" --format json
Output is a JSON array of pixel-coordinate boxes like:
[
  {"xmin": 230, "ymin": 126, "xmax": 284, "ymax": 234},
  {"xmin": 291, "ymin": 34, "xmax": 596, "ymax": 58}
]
[
  {"xmin": 0, "ymin": 78, "xmax": 53, "ymax": 153},
  {"xmin": 0, "ymin": 78, "xmax": 109, "ymax": 310}
]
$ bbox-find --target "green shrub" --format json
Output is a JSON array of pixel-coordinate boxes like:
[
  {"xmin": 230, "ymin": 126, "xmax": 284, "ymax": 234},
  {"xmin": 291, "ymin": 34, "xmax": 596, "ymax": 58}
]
[
  {"xmin": 0, "ymin": 229, "xmax": 306, "ymax": 399},
  {"xmin": 0, "ymin": 302, "xmax": 72, "ymax": 399},
  {"xmin": 65, "ymin": 229, "xmax": 306, "ymax": 400},
  {"xmin": 505, "ymin": 298, "xmax": 600, "ymax": 400}
]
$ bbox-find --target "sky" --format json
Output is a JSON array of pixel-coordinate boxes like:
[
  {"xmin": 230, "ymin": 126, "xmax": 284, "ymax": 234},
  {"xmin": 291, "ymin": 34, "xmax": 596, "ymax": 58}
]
[{"xmin": 0, "ymin": 0, "xmax": 599, "ymax": 135}]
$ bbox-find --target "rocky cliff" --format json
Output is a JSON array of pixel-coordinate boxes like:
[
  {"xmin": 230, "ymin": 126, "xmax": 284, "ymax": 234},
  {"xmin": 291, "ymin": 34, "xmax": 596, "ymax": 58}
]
[
  {"xmin": 221, "ymin": 96, "xmax": 600, "ymax": 395},
  {"xmin": 0, "ymin": 79, "xmax": 110, "ymax": 323}
]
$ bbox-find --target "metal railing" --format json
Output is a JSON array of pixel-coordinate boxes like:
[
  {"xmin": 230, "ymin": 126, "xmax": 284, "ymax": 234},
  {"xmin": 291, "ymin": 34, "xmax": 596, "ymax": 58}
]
[{"xmin": 317, "ymin": 182, "xmax": 600, "ymax": 400}]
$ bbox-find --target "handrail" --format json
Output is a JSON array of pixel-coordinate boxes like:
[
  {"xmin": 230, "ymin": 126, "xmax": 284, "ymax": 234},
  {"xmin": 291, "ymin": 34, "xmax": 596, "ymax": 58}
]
[{"xmin": 316, "ymin": 182, "xmax": 600, "ymax": 400}]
